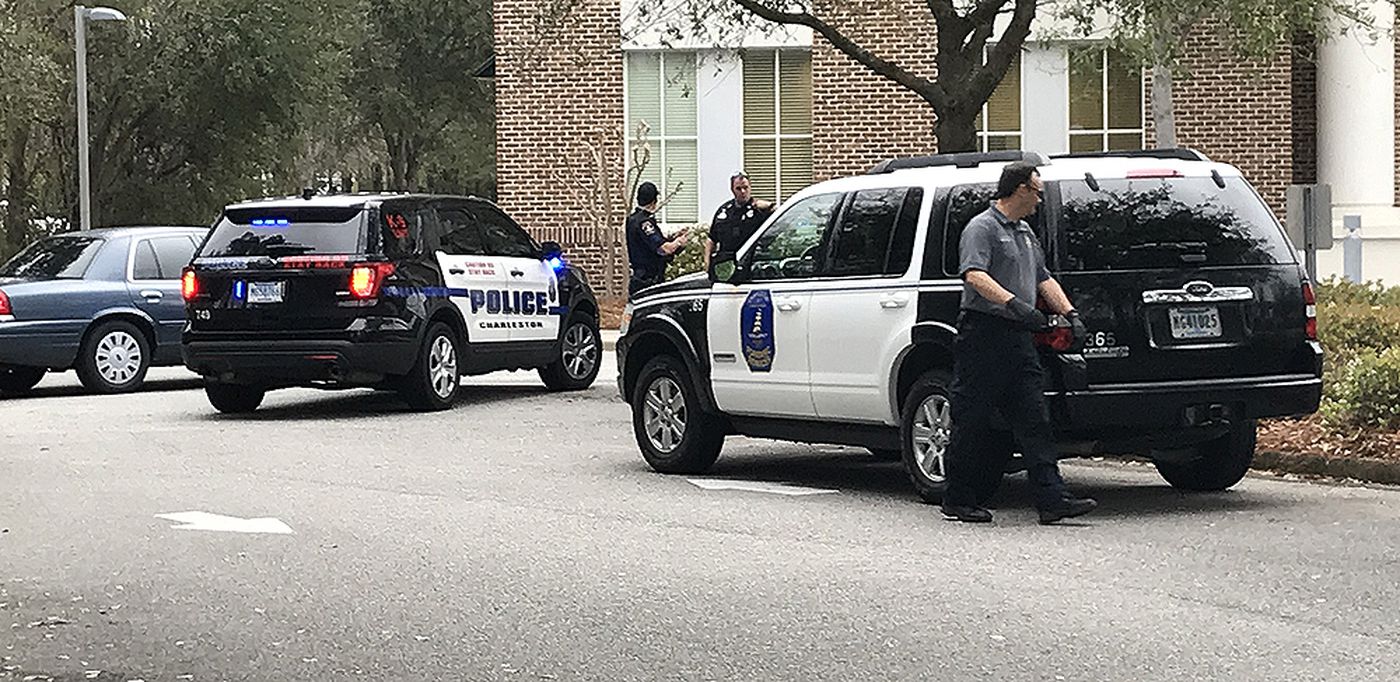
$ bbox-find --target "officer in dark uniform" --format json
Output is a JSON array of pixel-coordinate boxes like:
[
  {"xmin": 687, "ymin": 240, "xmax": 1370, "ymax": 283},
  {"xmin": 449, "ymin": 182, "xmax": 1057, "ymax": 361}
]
[
  {"xmin": 705, "ymin": 172, "xmax": 774, "ymax": 271},
  {"xmin": 940, "ymin": 162, "xmax": 1097, "ymax": 526},
  {"xmin": 626, "ymin": 181, "xmax": 689, "ymax": 298}
]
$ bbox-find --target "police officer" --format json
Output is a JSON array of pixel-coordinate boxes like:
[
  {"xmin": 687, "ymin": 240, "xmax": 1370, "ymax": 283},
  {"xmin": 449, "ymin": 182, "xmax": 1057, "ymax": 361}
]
[
  {"xmin": 626, "ymin": 181, "xmax": 689, "ymax": 298},
  {"xmin": 940, "ymin": 162, "xmax": 1096, "ymax": 525},
  {"xmin": 705, "ymin": 172, "xmax": 774, "ymax": 271}
]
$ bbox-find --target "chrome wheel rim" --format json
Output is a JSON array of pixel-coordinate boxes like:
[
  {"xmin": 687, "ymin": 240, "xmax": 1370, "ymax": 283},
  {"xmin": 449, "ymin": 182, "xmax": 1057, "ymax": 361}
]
[
  {"xmin": 643, "ymin": 376, "xmax": 686, "ymax": 454},
  {"xmin": 562, "ymin": 323, "xmax": 598, "ymax": 380},
  {"xmin": 95, "ymin": 331, "xmax": 143, "ymax": 386},
  {"xmin": 428, "ymin": 335, "xmax": 458, "ymax": 400},
  {"xmin": 911, "ymin": 394, "xmax": 952, "ymax": 482}
]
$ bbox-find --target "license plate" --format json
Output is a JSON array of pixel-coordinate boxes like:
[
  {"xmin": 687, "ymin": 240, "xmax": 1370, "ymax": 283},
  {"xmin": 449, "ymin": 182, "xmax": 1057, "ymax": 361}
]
[
  {"xmin": 248, "ymin": 281, "xmax": 285, "ymax": 304},
  {"xmin": 1169, "ymin": 306, "xmax": 1221, "ymax": 339}
]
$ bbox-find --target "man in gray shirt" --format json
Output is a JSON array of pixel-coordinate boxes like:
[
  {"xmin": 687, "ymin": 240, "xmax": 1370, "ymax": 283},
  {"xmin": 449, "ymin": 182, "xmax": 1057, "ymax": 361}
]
[{"xmin": 940, "ymin": 162, "xmax": 1096, "ymax": 525}]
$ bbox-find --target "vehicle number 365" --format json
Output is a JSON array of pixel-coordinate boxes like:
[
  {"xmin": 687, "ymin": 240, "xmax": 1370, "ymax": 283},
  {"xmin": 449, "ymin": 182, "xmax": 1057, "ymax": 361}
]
[{"xmin": 1087, "ymin": 331, "xmax": 1116, "ymax": 348}]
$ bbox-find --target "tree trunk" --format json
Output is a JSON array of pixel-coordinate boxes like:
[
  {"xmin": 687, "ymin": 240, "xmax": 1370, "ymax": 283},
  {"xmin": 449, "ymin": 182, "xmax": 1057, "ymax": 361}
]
[
  {"xmin": 934, "ymin": 105, "xmax": 980, "ymax": 154},
  {"xmin": 1150, "ymin": 35, "xmax": 1178, "ymax": 149},
  {"xmin": 4, "ymin": 125, "xmax": 34, "ymax": 258}
]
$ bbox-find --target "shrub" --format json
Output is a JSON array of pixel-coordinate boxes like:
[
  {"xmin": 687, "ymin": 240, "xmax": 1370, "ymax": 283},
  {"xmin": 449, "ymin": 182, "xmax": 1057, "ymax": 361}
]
[
  {"xmin": 1316, "ymin": 276, "xmax": 1400, "ymax": 308},
  {"xmin": 1321, "ymin": 347, "xmax": 1400, "ymax": 430},
  {"xmin": 1317, "ymin": 302, "xmax": 1400, "ymax": 366},
  {"xmin": 666, "ymin": 224, "xmax": 710, "ymax": 280}
]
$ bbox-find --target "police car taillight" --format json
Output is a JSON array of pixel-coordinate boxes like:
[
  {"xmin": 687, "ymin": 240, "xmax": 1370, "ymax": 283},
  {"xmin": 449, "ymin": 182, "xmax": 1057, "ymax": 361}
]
[
  {"xmin": 0, "ymin": 288, "xmax": 11, "ymax": 317},
  {"xmin": 349, "ymin": 263, "xmax": 395, "ymax": 299},
  {"xmin": 1033, "ymin": 324, "xmax": 1074, "ymax": 352},
  {"xmin": 181, "ymin": 269, "xmax": 198, "ymax": 301},
  {"xmin": 1303, "ymin": 281, "xmax": 1318, "ymax": 341}
]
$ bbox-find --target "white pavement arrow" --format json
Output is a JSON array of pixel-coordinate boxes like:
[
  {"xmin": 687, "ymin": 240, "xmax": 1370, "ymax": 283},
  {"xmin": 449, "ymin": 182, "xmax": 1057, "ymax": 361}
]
[
  {"xmin": 686, "ymin": 478, "xmax": 838, "ymax": 497},
  {"xmin": 154, "ymin": 511, "xmax": 294, "ymax": 535}
]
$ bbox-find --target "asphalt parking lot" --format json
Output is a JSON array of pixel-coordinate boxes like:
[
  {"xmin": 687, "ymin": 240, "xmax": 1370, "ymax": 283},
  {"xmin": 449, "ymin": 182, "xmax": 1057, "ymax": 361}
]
[{"xmin": 3, "ymin": 360, "xmax": 1400, "ymax": 681}]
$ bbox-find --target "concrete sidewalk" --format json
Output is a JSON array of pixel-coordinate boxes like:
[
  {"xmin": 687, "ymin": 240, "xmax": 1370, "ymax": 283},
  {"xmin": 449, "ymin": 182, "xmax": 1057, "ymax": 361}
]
[{"xmin": 602, "ymin": 328, "xmax": 620, "ymax": 351}]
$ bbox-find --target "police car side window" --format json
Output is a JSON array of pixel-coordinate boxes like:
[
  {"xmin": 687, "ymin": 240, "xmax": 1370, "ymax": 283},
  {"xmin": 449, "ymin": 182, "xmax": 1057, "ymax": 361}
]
[
  {"xmin": 151, "ymin": 236, "xmax": 197, "ymax": 279},
  {"xmin": 825, "ymin": 187, "xmax": 924, "ymax": 277},
  {"xmin": 436, "ymin": 206, "xmax": 488, "ymax": 256},
  {"xmin": 476, "ymin": 206, "xmax": 537, "ymax": 259},
  {"xmin": 747, "ymin": 193, "xmax": 842, "ymax": 281},
  {"xmin": 379, "ymin": 204, "xmax": 423, "ymax": 259},
  {"xmin": 132, "ymin": 240, "xmax": 161, "ymax": 280}
]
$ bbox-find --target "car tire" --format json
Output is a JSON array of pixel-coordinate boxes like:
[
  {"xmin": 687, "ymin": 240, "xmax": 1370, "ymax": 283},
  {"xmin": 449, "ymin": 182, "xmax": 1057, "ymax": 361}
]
[
  {"xmin": 399, "ymin": 322, "xmax": 460, "ymax": 411},
  {"xmin": 632, "ymin": 355, "xmax": 724, "ymax": 474},
  {"xmin": 867, "ymin": 448, "xmax": 902, "ymax": 462},
  {"xmin": 0, "ymin": 365, "xmax": 46, "ymax": 394},
  {"xmin": 1155, "ymin": 419, "xmax": 1257, "ymax": 491},
  {"xmin": 205, "ymin": 382, "xmax": 266, "ymax": 414},
  {"xmin": 539, "ymin": 313, "xmax": 601, "ymax": 391},
  {"xmin": 76, "ymin": 320, "xmax": 151, "ymax": 394},
  {"xmin": 900, "ymin": 370, "xmax": 954, "ymax": 504}
]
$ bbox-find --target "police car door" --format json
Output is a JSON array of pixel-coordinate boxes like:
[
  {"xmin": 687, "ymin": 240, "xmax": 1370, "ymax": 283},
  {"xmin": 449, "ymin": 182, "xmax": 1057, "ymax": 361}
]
[
  {"xmin": 707, "ymin": 192, "xmax": 843, "ymax": 418},
  {"xmin": 433, "ymin": 202, "xmax": 510, "ymax": 344},
  {"xmin": 476, "ymin": 204, "xmax": 560, "ymax": 343},
  {"xmin": 807, "ymin": 187, "xmax": 925, "ymax": 424}
]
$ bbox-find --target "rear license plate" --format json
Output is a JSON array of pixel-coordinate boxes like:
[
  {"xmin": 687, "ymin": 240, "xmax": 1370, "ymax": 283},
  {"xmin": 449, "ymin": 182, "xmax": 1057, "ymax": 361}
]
[
  {"xmin": 1169, "ymin": 306, "xmax": 1221, "ymax": 339},
  {"xmin": 248, "ymin": 281, "xmax": 285, "ymax": 304}
]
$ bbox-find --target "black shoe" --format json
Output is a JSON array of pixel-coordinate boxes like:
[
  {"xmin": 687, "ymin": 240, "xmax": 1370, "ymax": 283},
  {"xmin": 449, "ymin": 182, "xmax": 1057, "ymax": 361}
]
[
  {"xmin": 1038, "ymin": 496, "xmax": 1097, "ymax": 525},
  {"xmin": 941, "ymin": 504, "xmax": 993, "ymax": 523}
]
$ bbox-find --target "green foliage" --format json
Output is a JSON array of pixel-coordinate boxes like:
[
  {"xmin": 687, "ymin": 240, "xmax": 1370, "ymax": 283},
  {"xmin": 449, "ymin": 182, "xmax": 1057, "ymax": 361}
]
[
  {"xmin": 1321, "ymin": 348, "xmax": 1400, "ymax": 430},
  {"xmin": 1316, "ymin": 276, "xmax": 1400, "ymax": 308},
  {"xmin": 666, "ymin": 224, "xmax": 709, "ymax": 280}
]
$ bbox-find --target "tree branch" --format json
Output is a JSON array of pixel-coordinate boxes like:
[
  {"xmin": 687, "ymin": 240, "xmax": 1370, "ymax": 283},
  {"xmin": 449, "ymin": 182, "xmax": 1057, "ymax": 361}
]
[{"xmin": 971, "ymin": 0, "xmax": 1036, "ymax": 103}]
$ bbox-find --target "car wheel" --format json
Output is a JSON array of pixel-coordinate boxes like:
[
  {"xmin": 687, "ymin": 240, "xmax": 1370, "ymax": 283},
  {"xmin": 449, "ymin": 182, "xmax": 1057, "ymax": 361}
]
[
  {"xmin": 867, "ymin": 448, "xmax": 902, "ymax": 462},
  {"xmin": 400, "ymin": 322, "xmax": 460, "ymax": 411},
  {"xmin": 900, "ymin": 370, "xmax": 954, "ymax": 504},
  {"xmin": 0, "ymin": 365, "xmax": 46, "ymax": 394},
  {"xmin": 76, "ymin": 320, "xmax": 151, "ymax": 394},
  {"xmin": 1155, "ymin": 419, "xmax": 1257, "ymax": 491},
  {"xmin": 539, "ymin": 314, "xmax": 601, "ymax": 391},
  {"xmin": 205, "ymin": 382, "xmax": 266, "ymax": 414},
  {"xmin": 632, "ymin": 355, "xmax": 724, "ymax": 474}
]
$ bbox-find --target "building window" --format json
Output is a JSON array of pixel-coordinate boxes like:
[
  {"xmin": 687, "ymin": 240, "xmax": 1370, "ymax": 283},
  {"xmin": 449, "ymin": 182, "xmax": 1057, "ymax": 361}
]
[
  {"xmin": 976, "ymin": 51, "xmax": 1022, "ymax": 152},
  {"xmin": 742, "ymin": 50, "xmax": 813, "ymax": 203},
  {"xmin": 1068, "ymin": 48, "xmax": 1144, "ymax": 152},
  {"xmin": 627, "ymin": 51, "xmax": 699, "ymax": 223}
]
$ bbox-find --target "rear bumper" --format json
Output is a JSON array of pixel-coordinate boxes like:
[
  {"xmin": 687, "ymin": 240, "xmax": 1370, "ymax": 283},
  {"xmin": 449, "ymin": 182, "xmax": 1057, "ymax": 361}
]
[
  {"xmin": 1053, "ymin": 374, "xmax": 1323, "ymax": 433},
  {"xmin": 0, "ymin": 321, "xmax": 83, "ymax": 369},
  {"xmin": 183, "ymin": 335, "xmax": 417, "ymax": 385}
]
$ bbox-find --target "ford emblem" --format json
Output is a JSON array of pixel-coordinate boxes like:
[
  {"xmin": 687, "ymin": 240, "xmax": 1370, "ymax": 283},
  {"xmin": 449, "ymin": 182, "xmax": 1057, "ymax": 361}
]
[{"xmin": 1185, "ymin": 281, "xmax": 1214, "ymax": 297}]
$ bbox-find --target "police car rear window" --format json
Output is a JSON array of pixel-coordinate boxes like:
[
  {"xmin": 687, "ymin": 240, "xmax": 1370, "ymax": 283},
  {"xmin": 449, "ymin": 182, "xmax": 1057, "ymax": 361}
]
[
  {"xmin": 201, "ymin": 207, "xmax": 367, "ymax": 257},
  {"xmin": 0, "ymin": 235, "xmax": 104, "ymax": 279},
  {"xmin": 1057, "ymin": 177, "xmax": 1296, "ymax": 271}
]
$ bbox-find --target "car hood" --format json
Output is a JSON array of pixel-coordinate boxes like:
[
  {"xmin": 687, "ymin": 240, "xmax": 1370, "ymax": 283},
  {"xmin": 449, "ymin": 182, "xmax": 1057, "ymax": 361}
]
[{"xmin": 636, "ymin": 272, "xmax": 710, "ymax": 300}]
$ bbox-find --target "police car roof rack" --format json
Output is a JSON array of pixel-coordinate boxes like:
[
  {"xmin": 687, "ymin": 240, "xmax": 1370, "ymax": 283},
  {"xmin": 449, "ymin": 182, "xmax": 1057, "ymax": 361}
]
[
  {"xmin": 1049, "ymin": 147, "xmax": 1212, "ymax": 163},
  {"xmin": 866, "ymin": 150, "xmax": 1049, "ymax": 174}
]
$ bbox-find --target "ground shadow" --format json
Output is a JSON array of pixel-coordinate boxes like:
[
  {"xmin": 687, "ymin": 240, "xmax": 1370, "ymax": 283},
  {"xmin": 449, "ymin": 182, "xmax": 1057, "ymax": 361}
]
[
  {"xmin": 0, "ymin": 374, "xmax": 203, "ymax": 401},
  {"xmin": 191, "ymin": 383, "xmax": 553, "ymax": 422}
]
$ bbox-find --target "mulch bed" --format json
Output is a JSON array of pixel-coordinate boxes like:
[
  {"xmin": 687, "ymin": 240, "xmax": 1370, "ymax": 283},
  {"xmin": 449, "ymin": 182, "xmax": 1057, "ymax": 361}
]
[{"xmin": 1256, "ymin": 416, "xmax": 1400, "ymax": 484}]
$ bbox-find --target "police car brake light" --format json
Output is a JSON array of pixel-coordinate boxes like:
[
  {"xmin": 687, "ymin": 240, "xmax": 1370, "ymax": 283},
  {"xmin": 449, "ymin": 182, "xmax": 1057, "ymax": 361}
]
[
  {"xmin": 0, "ymin": 288, "xmax": 11, "ymax": 316},
  {"xmin": 181, "ymin": 268, "xmax": 198, "ymax": 301},
  {"xmin": 349, "ymin": 262, "xmax": 395, "ymax": 299},
  {"xmin": 1125, "ymin": 168, "xmax": 1183, "ymax": 179},
  {"xmin": 1303, "ymin": 281, "xmax": 1318, "ymax": 340}
]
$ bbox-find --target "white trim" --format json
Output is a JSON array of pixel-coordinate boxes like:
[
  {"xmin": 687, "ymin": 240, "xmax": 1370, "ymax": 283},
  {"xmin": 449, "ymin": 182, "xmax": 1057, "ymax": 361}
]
[{"xmin": 0, "ymin": 315, "xmax": 13, "ymax": 323}]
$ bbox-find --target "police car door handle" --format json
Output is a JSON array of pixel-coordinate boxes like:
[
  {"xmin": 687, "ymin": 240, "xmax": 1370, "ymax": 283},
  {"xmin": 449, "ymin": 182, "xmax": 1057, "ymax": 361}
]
[
  {"xmin": 448, "ymin": 267, "xmax": 466, "ymax": 275},
  {"xmin": 775, "ymin": 296, "xmax": 802, "ymax": 312},
  {"xmin": 140, "ymin": 290, "xmax": 163, "ymax": 301},
  {"xmin": 879, "ymin": 293, "xmax": 909, "ymax": 309},
  {"xmin": 510, "ymin": 269, "xmax": 525, "ymax": 278}
]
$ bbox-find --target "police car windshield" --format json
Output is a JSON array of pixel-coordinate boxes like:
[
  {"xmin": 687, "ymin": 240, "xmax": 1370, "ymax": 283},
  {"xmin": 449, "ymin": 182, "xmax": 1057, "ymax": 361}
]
[
  {"xmin": 201, "ymin": 207, "xmax": 366, "ymax": 258},
  {"xmin": 1057, "ymin": 177, "xmax": 1296, "ymax": 271},
  {"xmin": 0, "ymin": 235, "xmax": 104, "ymax": 279}
]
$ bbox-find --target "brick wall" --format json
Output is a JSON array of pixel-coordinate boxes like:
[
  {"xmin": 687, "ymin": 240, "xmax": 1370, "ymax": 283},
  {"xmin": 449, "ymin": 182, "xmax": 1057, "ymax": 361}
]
[
  {"xmin": 1146, "ymin": 25, "xmax": 1297, "ymax": 215},
  {"xmin": 495, "ymin": 0, "xmax": 626, "ymax": 294},
  {"xmin": 810, "ymin": 0, "xmax": 938, "ymax": 180}
]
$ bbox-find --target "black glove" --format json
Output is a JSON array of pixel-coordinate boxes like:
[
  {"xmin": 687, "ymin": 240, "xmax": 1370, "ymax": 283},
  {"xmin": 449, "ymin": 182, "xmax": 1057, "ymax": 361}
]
[
  {"xmin": 1066, "ymin": 310, "xmax": 1087, "ymax": 352},
  {"xmin": 1006, "ymin": 297, "xmax": 1050, "ymax": 332}
]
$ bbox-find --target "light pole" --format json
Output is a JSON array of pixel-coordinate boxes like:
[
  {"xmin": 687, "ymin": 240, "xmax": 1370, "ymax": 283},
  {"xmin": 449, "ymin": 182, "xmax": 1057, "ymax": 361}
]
[{"xmin": 74, "ymin": 5, "xmax": 127, "ymax": 232}]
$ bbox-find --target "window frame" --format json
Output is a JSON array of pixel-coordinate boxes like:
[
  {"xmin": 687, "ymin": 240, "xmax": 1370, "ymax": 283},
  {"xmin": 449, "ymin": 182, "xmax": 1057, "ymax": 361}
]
[
  {"xmin": 624, "ymin": 50, "xmax": 700, "ymax": 224},
  {"xmin": 432, "ymin": 202, "xmax": 489, "ymax": 257},
  {"xmin": 741, "ymin": 48, "xmax": 814, "ymax": 203},
  {"xmin": 1067, "ymin": 47, "xmax": 1145, "ymax": 153},
  {"xmin": 128, "ymin": 235, "xmax": 198, "ymax": 282},
  {"xmin": 741, "ymin": 191, "xmax": 844, "ymax": 283},
  {"xmin": 822, "ymin": 187, "xmax": 924, "ymax": 280},
  {"xmin": 975, "ymin": 47, "xmax": 1023, "ymax": 153}
]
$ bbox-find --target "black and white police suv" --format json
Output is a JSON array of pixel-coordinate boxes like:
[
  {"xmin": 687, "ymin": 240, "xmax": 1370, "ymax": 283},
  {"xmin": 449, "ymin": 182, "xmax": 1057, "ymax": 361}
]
[
  {"xmin": 616, "ymin": 149, "xmax": 1323, "ymax": 501},
  {"xmin": 182, "ymin": 193, "xmax": 602, "ymax": 413}
]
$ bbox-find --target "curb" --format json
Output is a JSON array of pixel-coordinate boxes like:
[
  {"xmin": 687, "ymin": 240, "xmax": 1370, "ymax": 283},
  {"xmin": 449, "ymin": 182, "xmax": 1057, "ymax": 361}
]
[
  {"xmin": 602, "ymin": 329, "xmax": 620, "ymax": 353},
  {"xmin": 1253, "ymin": 450, "xmax": 1400, "ymax": 486}
]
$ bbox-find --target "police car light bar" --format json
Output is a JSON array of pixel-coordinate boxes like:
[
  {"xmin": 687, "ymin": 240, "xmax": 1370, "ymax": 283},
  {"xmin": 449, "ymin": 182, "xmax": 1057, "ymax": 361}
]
[{"xmin": 250, "ymin": 218, "xmax": 292, "ymax": 227}]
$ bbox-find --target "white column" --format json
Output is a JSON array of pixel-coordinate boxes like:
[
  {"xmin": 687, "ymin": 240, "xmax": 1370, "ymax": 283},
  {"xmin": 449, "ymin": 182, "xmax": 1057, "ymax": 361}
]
[
  {"xmin": 1317, "ymin": 1, "xmax": 1396, "ymax": 210},
  {"xmin": 1020, "ymin": 42, "xmax": 1069, "ymax": 156},
  {"xmin": 696, "ymin": 49, "xmax": 744, "ymax": 225}
]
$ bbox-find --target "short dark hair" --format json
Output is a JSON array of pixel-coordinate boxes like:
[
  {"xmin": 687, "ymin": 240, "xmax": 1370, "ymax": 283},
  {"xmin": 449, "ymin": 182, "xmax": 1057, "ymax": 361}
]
[
  {"xmin": 995, "ymin": 162, "xmax": 1039, "ymax": 200},
  {"xmin": 637, "ymin": 181, "xmax": 659, "ymax": 206}
]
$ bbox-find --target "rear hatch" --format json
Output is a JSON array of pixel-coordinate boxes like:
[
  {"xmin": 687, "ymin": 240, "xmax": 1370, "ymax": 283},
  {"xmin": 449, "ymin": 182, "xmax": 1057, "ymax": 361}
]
[
  {"xmin": 187, "ymin": 205, "xmax": 386, "ymax": 337},
  {"xmin": 1049, "ymin": 172, "xmax": 1314, "ymax": 385}
]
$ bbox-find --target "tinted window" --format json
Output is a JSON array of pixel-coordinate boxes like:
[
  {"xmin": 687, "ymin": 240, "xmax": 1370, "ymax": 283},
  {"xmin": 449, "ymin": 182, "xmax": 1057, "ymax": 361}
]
[
  {"xmin": 748, "ymin": 193, "xmax": 842, "ymax": 280},
  {"xmin": 0, "ymin": 235, "xmax": 105, "ymax": 279},
  {"xmin": 151, "ymin": 236, "xmax": 197, "ymax": 278},
  {"xmin": 826, "ymin": 187, "xmax": 924, "ymax": 277},
  {"xmin": 133, "ymin": 240, "xmax": 161, "ymax": 279},
  {"xmin": 436, "ymin": 206, "xmax": 487, "ymax": 255},
  {"xmin": 941, "ymin": 184, "xmax": 1044, "ymax": 277},
  {"xmin": 380, "ymin": 206, "xmax": 426, "ymax": 259},
  {"xmin": 475, "ymin": 205, "xmax": 536, "ymax": 258},
  {"xmin": 200, "ymin": 207, "xmax": 366, "ymax": 257},
  {"xmin": 1058, "ymin": 177, "xmax": 1296, "ymax": 271}
]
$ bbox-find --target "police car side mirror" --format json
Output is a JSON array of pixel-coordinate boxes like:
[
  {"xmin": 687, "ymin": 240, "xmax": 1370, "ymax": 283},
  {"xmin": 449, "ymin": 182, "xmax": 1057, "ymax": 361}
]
[
  {"xmin": 710, "ymin": 253, "xmax": 742, "ymax": 284},
  {"xmin": 540, "ymin": 240, "xmax": 563, "ymax": 260}
]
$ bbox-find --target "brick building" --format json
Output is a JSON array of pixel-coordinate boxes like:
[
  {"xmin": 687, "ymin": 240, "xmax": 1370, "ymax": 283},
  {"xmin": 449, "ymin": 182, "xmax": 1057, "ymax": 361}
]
[{"xmin": 492, "ymin": 0, "xmax": 1399, "ymax": 292}]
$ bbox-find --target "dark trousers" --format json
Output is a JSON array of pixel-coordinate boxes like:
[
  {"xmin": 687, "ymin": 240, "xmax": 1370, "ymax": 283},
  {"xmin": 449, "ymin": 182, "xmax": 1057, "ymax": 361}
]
[{"xmin": 942, "ymin": 311, "xmax": 1067, "ymax": 509}]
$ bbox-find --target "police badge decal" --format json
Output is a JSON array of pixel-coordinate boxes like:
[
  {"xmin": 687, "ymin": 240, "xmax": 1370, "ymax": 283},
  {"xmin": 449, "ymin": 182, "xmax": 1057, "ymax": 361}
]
[{"xmin": 740, "ymin": 290, "xmax": 775, "ymax": 372}]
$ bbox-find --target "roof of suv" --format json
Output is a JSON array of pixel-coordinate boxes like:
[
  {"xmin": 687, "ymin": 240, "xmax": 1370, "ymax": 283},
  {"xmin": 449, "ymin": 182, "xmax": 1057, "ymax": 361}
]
[{"xmin": 224, "ymin": 193, "xmax": 496, "ymax": 212}]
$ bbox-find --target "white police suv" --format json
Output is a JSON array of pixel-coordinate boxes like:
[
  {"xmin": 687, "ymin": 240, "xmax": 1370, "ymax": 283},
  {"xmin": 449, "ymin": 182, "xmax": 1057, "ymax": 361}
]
[{"xmin": 616, "ymin": 149, "xmax": 1323, "ymax": 502}]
